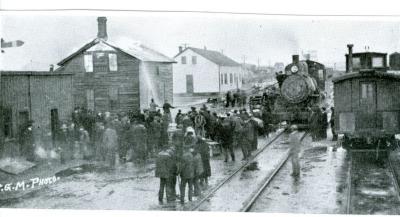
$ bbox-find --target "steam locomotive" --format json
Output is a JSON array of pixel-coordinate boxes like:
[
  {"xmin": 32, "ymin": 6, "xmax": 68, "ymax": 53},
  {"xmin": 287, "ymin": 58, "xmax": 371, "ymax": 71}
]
[
  {"xmin": 250, "ymin": 55, "xmax": 326, "ymax": 129},
  {"xmin": 272, "ymin": 55, "xmax": 326, "ymax": 128}
]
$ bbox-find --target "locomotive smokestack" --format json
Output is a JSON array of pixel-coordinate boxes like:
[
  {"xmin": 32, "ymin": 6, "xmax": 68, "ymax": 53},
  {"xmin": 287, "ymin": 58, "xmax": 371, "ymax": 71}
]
[
  {"xmin": 347, "ymin": 44, "xmax": 353, "ymax": 73},
  {"xmin": 97, "ymin": 17, "xmax": 108, "ymax": 41},
  {"xmin": 292, "ymin": 55, "xmax": 299, "ymax": 63}
]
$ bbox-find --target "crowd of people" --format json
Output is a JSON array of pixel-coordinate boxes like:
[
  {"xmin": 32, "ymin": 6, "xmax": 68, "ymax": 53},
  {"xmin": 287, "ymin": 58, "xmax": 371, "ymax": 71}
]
[
  {"xmin": 16, "ymin": 94, "xmax": 334, "ymax": 205},
  {"xmin": 155, "ymin": 104, "xmax": 262, "ymax": 204}
]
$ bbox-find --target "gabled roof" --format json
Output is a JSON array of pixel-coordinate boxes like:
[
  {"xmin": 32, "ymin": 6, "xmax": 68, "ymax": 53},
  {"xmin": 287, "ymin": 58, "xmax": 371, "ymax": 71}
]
[
  {"xmin": 175, "ymin": 47, "xmax": 240, "ymax": 67},
  {"xmin": 58, "ymin": 38, "xmax": 175, "ymax": 66}
]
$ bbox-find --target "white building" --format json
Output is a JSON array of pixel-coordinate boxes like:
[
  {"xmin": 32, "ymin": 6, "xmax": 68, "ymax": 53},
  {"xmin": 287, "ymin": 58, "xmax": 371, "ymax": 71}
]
[{"xmin": 173, "ymin": 47, "xmax": 242, "ymax": 95}]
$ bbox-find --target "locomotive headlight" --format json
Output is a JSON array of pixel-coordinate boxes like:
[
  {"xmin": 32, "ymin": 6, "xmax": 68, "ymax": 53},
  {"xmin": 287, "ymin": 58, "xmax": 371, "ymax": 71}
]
[{"xmin": 291, "ymin": 65, "xmax": 299, "ymax": 73}]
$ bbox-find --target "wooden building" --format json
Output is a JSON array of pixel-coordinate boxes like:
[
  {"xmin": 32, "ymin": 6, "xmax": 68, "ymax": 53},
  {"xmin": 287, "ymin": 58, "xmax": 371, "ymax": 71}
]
[
  {"xmin": 0, "ymin": 71, "xmax": 74, "ymax": 151},
  {"xmin": 56, "ymin": 17, "xmax": 175, "ymax": 114}
]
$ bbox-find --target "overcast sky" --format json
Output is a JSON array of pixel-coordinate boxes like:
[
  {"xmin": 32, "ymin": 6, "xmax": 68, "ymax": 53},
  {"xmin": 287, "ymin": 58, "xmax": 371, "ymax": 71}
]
[{"xmin": 2, "ymin": 11, "xmax": 400, "ymax": 70}]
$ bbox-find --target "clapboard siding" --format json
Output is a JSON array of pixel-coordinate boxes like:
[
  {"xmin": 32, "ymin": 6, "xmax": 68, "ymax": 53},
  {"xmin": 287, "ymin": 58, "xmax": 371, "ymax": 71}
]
[{"xmin": 60, "ymin": 50, "xmax": 141, "ymax": 114}]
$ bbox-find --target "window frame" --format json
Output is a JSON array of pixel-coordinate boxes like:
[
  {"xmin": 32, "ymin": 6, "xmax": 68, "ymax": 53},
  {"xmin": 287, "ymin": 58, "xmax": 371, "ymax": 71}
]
[
  {"xmin": 372, "ymin": 56, "xmax": 384, "ymax": 68},
  {"xmin": 108, "ymin": 53, "xmax": 118, "ymax": 72},
  {"xmin": 84, "ymin": 54, "xmax": 93, "ymax": 72},
  {"xmin": 192, "ymin": 56, "xmax": 197, "ymax": 65},
  {"xmin": 181, "ymin": 56, "xmax": 187, "ymax": 64}
]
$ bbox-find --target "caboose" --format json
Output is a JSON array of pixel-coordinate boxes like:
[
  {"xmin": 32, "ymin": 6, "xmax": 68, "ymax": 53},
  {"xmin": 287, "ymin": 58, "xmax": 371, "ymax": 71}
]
[{"xmin": 333, "ymin": 44, "xmax": 400, "ymax": 149}]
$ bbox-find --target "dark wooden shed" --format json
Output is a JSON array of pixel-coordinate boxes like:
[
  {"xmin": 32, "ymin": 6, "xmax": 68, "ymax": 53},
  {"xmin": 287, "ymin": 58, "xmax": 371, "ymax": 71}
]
[{"xmin": 0, "ymin": 71, "xmax": 74, "ymax": 151}]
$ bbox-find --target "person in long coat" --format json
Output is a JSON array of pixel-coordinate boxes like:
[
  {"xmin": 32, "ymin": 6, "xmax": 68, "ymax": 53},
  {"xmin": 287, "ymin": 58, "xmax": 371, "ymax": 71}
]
[
  {"xmin": 192, "ymin": 147, "xmax": 204, "ymax": 197},
  {"xmin": 226, "ymin": 91, "xmax": 232, "ymax": 107},
  {"xmin": 288, "ymin": 125, "xmax": 301, "ymax": 177},
  {"xmin": 129, "ymin": 119, "xmax": 148, "ymax": 163},
  {"xmin": 155, "ymin": 146, "xmax": 177, "ymax": 203},
  {"xmin": 179, "ymin": 145, "xmax": 195, "ymax": 204},
  {"xmin": 102, "ymin": 123, "xmax": 118, "ymax": 167},
  {"xmin": 196, "ymin": 136, "xmax": 211, "ymax": 187},
  {"xmin": 220, "ymin": 117, "xmax": 235, "ymax": 162}
]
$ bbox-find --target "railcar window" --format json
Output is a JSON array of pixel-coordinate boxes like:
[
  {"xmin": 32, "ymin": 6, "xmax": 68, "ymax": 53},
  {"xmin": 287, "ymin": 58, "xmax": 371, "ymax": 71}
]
[
  {"xmin": 353, "ymin": 57, "xmax": 361, "ymax": 68},
  {"xmin": 361, "ymin": 83, "xmax": 374, "ymax": 99},
  {"xmin": 372, "ymin": 57, "xmax": 384, "ymax": 67}
]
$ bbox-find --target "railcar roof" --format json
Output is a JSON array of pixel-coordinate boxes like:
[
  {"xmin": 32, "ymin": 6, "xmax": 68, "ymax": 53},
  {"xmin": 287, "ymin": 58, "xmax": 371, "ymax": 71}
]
[{"xmin": 332, "ymin": 70, "xmax": 400, "ymax": 83}]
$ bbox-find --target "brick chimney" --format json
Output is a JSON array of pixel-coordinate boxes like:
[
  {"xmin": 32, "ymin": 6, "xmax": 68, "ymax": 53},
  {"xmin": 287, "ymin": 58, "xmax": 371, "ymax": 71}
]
[
  {"xmin": 97, "ymin": 17, "xmax": 108, "ymax": 41},
  {"xmin": 179, "ymin": 46, "xmax": 183, "ymax": 53}
]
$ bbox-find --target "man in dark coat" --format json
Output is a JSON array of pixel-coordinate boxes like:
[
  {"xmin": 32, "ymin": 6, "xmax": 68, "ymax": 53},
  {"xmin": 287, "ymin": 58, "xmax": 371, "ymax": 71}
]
[
  {"xmin": 179, "ymin": 144, "xmax": 195, "ymax": 204},
  {"xmin": 220, "ymin": 117, "xmax": 235, "ymax": 162},
  {"xmin": 155, "ymin": 146, "xmax": 177, "ymax": 203},
  {"xmin": 102, "ymin": 122, "xmax": 118, "ymax": 167},
  {"xmin": 196, "ymin": 136, "xmax": 211, "ymax": 188},
  {"xmin": 320, "ymin": 107, "xmax": 328, "ymax": 140},
  {"xmin": 330, "ymin": 107, "xmax": 337, "ymax": 141},
  {"xmin": 226, "ymin": 91, "xmax": 232, "ymax": 107},
  {"xmin": 130, "ymin": 119, "xmax": 148, "ymax": 163}
]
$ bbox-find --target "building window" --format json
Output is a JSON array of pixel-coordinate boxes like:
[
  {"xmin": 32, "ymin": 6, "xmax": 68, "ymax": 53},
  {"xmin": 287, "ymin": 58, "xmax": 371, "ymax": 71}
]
[
  {"xmin": 229, "ymin": 73, "xmax": 233, "ymax": 84},
  {"xmin": 372, "ymin": 57, "xmax": 384, "ymax": 67},
  {"xmin": 156, "ymin": 66, "xmax": 160, "ymax": 76},
  {"xmin": 93, "ymin": 52, "xmax": 108, "ymax": 72},
  {"xmin": 181, "ymin": 56, "xmax": 187, "ymax": 64},
  {"xmin": 220, "ymin": 74, "xmax": 223, "ymax": 85},
  {"xmin": 352, "ymin": 57, "xmax": 361, "ymax": 68},
  {"xmin": 84, "ymin": 54, "xmax": 93, "ymax": 72},
  {"xmin": 360, "ymin": 83, "xmax": 374, "ymax": 99},
  {"xmin": 109, "ymin": 53, "xmax": 118, "ymax": 71},
  {"xmin": 192, "ymin": 56, "xmax": 197, "ymax": 65},
  {"xmin": 224, "ymin": 73, "xmax": 228, "ymax": 84}
]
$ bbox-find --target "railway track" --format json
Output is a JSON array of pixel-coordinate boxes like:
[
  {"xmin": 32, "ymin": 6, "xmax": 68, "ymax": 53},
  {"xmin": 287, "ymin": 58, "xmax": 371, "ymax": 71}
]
[
  {"xmin": 188, "ymin": 130, "xmax": 308, "ymax": 212},
  {"xmin": 241, "ymin": 132, "xmax": 308, "ymax": 212},
  {"xmin": 346, "ymin": 150, "xmax": 400, "ymax": 214}
]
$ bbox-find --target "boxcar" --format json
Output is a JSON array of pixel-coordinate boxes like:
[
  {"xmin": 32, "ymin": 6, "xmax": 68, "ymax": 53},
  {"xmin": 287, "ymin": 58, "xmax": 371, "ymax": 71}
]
[{"xmin": 333, "ymin": 45, "xmax": 400, "ymax": 149}]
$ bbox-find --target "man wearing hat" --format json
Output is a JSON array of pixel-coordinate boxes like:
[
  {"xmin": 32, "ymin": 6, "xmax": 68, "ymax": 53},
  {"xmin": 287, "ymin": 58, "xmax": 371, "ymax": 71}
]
[
  {"xmin": 155, "ymin": 145, "xmax": 177, "ymax": 204},
  {"xmin": 179, "ymin": 130, "xmax": 196, "ymax": 203},
  {"xmin": 102, "ymin": 122, "xmax": 118, "ymax": 167}
]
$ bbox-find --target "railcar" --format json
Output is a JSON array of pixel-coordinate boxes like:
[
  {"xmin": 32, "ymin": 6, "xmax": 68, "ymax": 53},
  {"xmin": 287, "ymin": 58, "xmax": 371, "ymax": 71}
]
[{"xmin": 333, "ymin": 44, "xmax": 400, "ymax": 149}]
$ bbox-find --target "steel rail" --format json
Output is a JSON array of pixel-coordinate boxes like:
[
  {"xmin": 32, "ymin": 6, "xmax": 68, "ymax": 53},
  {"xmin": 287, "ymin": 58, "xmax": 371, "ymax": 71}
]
[
  {"xmin": 387, "ymin": 153, "xmax": 400, "ymax": 203},
  {"xmin": 346, "ymin": 150, "xmax": 353, "ymax": 214},
  {"xmin": 241, "ymin": 132, "xmax": 308, "ymax": 212},
  {"xmin": 189, "ymin": 129, "xmax": 287, "ymax": 211}
]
